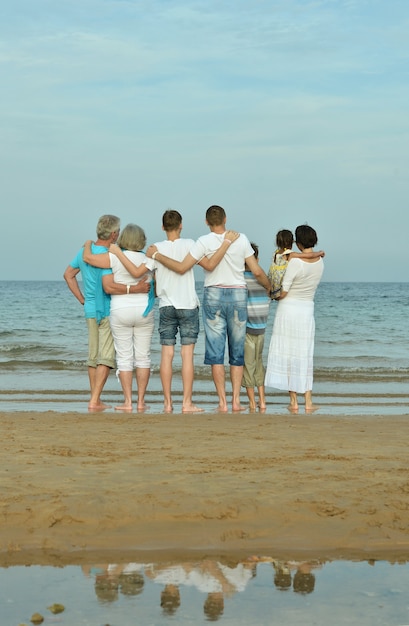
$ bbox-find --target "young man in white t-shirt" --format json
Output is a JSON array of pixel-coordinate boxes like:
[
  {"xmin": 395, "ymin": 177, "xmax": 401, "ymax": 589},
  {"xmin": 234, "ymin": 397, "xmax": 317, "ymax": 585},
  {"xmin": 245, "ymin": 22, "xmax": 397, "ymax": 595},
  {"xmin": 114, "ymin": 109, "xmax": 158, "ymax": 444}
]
[
  {"xmin": 147, "ymin": 205, "xmax": 271, "ymax": 412},
  {"xmin": 151, "ymin": 209, "xmax": 202, "ymax": 413},
  {"xmin": 152, "ymin": 210, "xmax": 237, "ymax": 413}
]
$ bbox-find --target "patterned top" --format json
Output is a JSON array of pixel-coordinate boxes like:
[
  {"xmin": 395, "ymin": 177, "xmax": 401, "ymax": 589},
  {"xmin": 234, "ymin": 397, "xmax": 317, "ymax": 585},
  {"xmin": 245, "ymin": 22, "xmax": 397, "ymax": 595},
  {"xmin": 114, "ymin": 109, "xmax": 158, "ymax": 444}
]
[
  {"xmin": 244, "ymin": 271, "xmax": 271, "ymax": 335},
  {"xmin": 268, "ymin": 248, "xmax": 292, "ymax": 299}
]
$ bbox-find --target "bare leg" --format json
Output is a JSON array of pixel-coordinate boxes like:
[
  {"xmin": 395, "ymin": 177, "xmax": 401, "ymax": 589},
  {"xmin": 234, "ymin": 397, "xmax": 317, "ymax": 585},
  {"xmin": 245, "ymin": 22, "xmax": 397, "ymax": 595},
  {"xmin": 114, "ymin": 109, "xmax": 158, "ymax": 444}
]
[
  {"xmin": 257, "ymin": 385, "xmax": 266, "ymax": 410},
  {"xmin": 211, "ymin": 364, "xmax": 228, "ymax": 412},
  {"xmin": 231, "ymin": 365, "xmax": 245, "ymax": 411},
  {"xmin": 89, "ymin": 364, "xmax": 111, "ymax": 410},
  {"xmin": 160, "ymin": 345, "xmax": 174, "ymax": 412},
  {"xmin": 288, "ymin": 390, "xmax": 299, "ymax": 413},
  {"xmin": 88, "ymin": 366, "xmax": 96, "ymax": 395},
  {"xmin": 136, "ymin": 367, "xmax": 150, "ymax": 411},
  {"xmin": 305, "ymin": 390, "xmax": 318, "ymax": 413},
  {"xmin": 115, "ymin": 370, "xmax": 133, "ymax": 411},
  {"xmin": 246, "ymin": 387, "xmax": 257, "ymax": 411},
  {"xmin": 181, "ymin": 344, "xmax": 203, "ymax": 413}
]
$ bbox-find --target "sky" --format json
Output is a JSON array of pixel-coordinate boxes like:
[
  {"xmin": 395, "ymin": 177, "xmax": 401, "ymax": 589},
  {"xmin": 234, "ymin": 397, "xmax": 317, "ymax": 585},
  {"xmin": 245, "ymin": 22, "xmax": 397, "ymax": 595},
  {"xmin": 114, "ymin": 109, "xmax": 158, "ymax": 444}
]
[{"xmin": 1, "ymin": 0, "xmax": 408, "ymax": 282}]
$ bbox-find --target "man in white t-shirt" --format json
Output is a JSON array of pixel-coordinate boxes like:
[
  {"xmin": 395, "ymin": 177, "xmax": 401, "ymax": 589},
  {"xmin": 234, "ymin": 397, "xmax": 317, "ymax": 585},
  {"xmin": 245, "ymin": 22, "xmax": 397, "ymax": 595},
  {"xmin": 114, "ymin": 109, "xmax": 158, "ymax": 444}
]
[
  {"xmin": 147, "ymin": 205, "xmax": 271, "ymax": 412},
  {"xmin": 151, "ymin": 209, "xmax": 237, "ymax": 413}
]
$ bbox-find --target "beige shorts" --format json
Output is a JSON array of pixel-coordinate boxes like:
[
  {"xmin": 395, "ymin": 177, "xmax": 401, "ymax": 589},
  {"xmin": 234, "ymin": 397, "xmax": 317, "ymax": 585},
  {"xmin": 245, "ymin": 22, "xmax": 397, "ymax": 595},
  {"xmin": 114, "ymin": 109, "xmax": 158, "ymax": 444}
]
[
  {"xmin": 243, "ymin": 333, "xmax": 266, "ymax": 388},
  {"xmin": 86, "ymin": 317, "xmax": 116, "ymax": 369}
]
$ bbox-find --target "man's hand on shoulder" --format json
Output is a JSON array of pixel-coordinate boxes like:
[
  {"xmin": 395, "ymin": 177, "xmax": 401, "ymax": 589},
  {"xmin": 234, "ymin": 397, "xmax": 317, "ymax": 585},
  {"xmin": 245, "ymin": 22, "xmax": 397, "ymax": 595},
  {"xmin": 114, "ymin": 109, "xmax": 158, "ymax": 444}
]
[
  {"xmin": 224, "ymin": 230, "xmax": 239, "ymax": 244},
  {"xmin": 109, "ymin": 243, "xmax": 121, "ymax": 255},
  {"xmin": 146, "ymin": 245, "xmax": 158, "ymax": 258}
]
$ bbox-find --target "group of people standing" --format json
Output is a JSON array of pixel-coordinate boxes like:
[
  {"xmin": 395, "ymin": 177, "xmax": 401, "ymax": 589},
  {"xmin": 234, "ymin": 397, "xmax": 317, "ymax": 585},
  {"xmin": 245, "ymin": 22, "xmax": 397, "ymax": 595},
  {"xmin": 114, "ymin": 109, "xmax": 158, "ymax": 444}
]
[{"xmin": 64, "ymin": 205, "xmax": 324, "ymax": 414}]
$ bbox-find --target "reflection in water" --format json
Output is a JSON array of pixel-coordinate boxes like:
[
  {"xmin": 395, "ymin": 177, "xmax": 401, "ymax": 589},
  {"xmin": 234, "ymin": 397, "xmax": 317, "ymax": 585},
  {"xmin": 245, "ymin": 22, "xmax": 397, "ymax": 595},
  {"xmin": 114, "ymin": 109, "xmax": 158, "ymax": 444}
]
[
  {"xmin": 83, "ymin": 557, "xmax": 326, "ymax": 620},
  {"xmin": 161, "ymin": 583, "xmax": 181, "ymax": 616},
  {"xmin": 93, "ymin": 567, "xmax": 145, "ymax": 602},
  {"xmin": 85, "ymin": 558, "xmax": 261, "ymax": 620},
  {"xmin": 273, "ymin": 560, "xmax": 319, "ymax": 594},
  {"xmin": 2, "ymin": 556, "xmax": 409, "ymax": 625}
]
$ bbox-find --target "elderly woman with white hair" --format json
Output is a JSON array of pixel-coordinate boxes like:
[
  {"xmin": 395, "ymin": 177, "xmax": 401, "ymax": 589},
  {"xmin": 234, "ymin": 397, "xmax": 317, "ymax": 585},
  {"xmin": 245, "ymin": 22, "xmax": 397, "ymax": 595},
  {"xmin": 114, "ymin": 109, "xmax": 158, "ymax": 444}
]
[{"xmin": 84, "ymin": 224, "xmax": 154, "ymax": 411}]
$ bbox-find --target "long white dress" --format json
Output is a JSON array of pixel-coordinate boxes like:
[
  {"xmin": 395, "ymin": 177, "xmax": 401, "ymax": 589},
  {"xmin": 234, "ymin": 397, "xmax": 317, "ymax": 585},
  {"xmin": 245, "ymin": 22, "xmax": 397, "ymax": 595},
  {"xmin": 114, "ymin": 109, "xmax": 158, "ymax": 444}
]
[{"xmin": 265, "ymin": 257, "xmax": 324, "ymax": 393}]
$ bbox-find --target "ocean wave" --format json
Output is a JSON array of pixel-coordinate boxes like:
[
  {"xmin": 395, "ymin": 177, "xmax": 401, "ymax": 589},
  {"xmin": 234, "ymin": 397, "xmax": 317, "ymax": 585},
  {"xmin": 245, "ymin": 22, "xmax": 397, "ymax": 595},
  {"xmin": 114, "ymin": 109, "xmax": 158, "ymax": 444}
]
[
  {"xmin": 314, "ymin": 367, "xmax": 409, "ymax": 382},
  {"xmin": 0, "ymin": 343, "xmax": 63, "ymax": 355},
  {"xmin": 0, "ymin": 359, "xmax": 87, "ymax": 371},
  {"xmin": 1, "ymin": 360, "xmax": 408, "ymax": 382}
]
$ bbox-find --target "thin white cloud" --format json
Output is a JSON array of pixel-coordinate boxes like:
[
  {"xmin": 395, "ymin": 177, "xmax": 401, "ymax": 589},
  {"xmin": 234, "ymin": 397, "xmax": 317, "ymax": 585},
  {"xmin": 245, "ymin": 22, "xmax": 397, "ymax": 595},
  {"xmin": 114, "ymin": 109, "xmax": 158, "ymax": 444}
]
[{"xmin": 1, "ymin": 0, "xmax": 409, "ymax": 280}]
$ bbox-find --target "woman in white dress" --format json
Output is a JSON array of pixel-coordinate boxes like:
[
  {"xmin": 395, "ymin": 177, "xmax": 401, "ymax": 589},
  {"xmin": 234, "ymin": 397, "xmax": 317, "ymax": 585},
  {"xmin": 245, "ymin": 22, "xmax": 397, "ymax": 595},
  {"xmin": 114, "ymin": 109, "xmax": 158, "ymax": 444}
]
[{"xmin": 265, "ymin": 225, "xmax": 324, "ymax": 412}]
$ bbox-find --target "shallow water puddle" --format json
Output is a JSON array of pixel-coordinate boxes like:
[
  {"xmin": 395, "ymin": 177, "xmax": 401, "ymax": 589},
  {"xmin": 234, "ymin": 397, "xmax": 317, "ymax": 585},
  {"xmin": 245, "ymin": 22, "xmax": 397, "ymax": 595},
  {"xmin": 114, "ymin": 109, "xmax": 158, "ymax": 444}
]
[{"xmin": 1, "ymin": 558, "xmax": 409, "ymax": 625}]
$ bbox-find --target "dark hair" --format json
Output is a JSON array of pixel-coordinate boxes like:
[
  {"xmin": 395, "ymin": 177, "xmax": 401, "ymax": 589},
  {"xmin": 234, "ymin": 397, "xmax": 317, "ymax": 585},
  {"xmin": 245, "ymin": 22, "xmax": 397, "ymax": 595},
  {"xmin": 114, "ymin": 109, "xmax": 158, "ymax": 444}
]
[
  {"xmin": 293, "ymin": 571, "xmax": 315, "ymax": 594},
  {"xmin": 276, "ymin": 229, "xmax": 293, "ymax": 250},
  {"xmin": 206, "ymin": 205, "xmax": 226, "ymax": 226},
  {"xmin": 162, "ymin": 209, "xmax": 182, "ymax": 232},
  {"xmin": 274, "ymin": 569, "xmax": 292, "ymax": 590},
  {"xmin": 295, "ymin": 224, "xmax": 318, "ymax": 248},
  {"xmin": 250, "ymin": 242, "xmax": 259, "ymax": 259}
]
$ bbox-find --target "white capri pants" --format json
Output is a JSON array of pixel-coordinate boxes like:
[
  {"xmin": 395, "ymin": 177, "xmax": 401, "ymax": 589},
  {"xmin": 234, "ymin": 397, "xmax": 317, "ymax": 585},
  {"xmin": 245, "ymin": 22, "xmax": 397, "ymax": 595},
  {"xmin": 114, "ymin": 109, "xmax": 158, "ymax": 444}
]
[{"xmin": 109, "ymin": 305, "xmax": 154, "ymax": 371}]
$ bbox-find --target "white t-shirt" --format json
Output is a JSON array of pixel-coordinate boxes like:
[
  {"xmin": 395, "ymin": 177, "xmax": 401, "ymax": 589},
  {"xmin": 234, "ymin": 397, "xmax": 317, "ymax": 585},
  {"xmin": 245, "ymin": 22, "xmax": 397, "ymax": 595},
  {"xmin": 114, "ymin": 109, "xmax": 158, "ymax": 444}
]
[
  {"xmin": 108, "ymin": 250, "xmax": 154, "ymax": 311},
  {"xmin": 153, "ymin": 238, "xmax": 199, "ymax": 309},
  {"xmin": 146, "ymin": 564, "xmax": 223, "ymax": 593},
  {"xmin": 189, "ymin": 232, "xmax": 254, "ymax": 288},
  {"xmin": 282, "ymin": 258, "xmax": 324, "ymax": 301},
  {"xmin": 218, "ymin": 563, "xmax": 254, "ymax": 592}
]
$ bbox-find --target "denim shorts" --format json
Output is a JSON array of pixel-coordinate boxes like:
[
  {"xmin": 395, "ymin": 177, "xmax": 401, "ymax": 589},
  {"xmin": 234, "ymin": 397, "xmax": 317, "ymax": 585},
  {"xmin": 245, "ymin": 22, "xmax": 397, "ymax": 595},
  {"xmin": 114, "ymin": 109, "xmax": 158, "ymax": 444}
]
[
  {"xmin": 202, "ymin": 287, "xmax": 248, "ymax": 366},
  {"xmin": 158, "ymin": 306, "xmax": 200, "ymax": 346}
]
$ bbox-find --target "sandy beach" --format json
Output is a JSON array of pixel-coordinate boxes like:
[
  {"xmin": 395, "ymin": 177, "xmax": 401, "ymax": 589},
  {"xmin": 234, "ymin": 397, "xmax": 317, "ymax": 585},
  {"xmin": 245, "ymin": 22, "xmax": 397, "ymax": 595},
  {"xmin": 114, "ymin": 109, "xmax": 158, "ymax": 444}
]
[{"xmin": 1, "ymin": 410, "xmax": 409, "ymax": 567}]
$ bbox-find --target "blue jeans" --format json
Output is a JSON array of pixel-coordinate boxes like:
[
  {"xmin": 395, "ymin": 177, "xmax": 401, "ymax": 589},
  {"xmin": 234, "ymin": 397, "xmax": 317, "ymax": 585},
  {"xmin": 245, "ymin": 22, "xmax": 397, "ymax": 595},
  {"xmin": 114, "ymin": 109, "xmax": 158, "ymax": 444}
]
[
  {"xmin": 159, "ymin": 306, "xmax": 200, "ymax": 346},
  {"xmin": 202, "ymin": 287, "xmax": 248, "ymax": 366}
]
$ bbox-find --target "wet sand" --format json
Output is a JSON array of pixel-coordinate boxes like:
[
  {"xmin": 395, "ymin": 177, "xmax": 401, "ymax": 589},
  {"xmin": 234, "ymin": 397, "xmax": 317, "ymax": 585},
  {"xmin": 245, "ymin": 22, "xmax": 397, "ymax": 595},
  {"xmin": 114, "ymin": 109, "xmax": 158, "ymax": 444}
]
[{"xmin": 1, "ymin": 410, "xmax": 409, "ymax": 566}]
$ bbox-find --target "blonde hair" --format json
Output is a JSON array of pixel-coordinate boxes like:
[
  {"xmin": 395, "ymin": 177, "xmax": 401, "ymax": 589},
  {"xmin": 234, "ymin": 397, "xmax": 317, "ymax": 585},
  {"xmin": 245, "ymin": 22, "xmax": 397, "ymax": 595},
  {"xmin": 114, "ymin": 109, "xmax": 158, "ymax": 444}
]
[{"xmin": 117, "ymin": 223, "xmax": 146, "ymax": 251}]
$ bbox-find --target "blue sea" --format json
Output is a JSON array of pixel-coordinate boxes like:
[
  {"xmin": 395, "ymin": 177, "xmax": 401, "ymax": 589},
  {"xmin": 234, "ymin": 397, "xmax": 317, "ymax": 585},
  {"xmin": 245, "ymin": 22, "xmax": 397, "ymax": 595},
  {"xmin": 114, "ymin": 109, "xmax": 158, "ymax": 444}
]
[{"xmin": 1, "ymin": 280, "xmax": 409, "ymax": 414}]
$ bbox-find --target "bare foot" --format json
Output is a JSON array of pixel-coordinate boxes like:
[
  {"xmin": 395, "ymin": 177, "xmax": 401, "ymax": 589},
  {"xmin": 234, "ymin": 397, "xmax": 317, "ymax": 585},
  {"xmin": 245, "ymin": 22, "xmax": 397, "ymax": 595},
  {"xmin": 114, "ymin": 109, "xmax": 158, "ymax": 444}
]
[
  {"xmin": 182, "ymin": 404, "xmax": 204, "ymax": 413},
  {"xmin": 163, "ymin": 402, "xmax": 173, "ymax": 413},
  {"xmin": 216, "ymin": 404, "xmax": 229, "ymax": 413},
  {"xmin": 232, "ymin": 404, "xmax": 247, "ymax": 412},
  {"xmin": 137, "ymin": 403, "xmax": 150, "ymax": 412},
  {"xmin": 88, "ymin": 402, "xmax": 111, "ymax": 412},
  {"xmin": 305, "ymin": 404, "xmax": 319, "ymax": 413},
  {"xmin": 258, "ymin": 402, "xmax": 267, "ymax": 410},
  {"xmin": 248, "ymin": 402, "xmax": 257, "ymax": 412},
  {"xmin": 114, "ymin": 404, "xmax": 133, "ymax": 412},
  {"xmin": 287, "ymin": 404, "xmax": 299, "ymax": 413}
]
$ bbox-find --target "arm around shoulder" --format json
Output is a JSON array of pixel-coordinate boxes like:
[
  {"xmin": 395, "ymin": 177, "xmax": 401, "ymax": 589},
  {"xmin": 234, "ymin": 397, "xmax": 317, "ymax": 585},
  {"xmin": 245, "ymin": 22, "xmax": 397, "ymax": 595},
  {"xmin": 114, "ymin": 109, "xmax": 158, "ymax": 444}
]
[
  {"xmin": 290, "ymin": 249, "xmax": 325, "ymax": 260},
  {"xmin": 153, "ymin": 251, "xmax": 197, "ymax": 275},
  {"xmin": 109, "ymin": 244, "xmax": 149, "ymax": 279},
  {"xmin": 83, "ymin": 241, "xmax": 110, "ymax": 268},
  {"xmin": 198, "ymin": 231, "xmax": 240, "ymax": 272}
]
